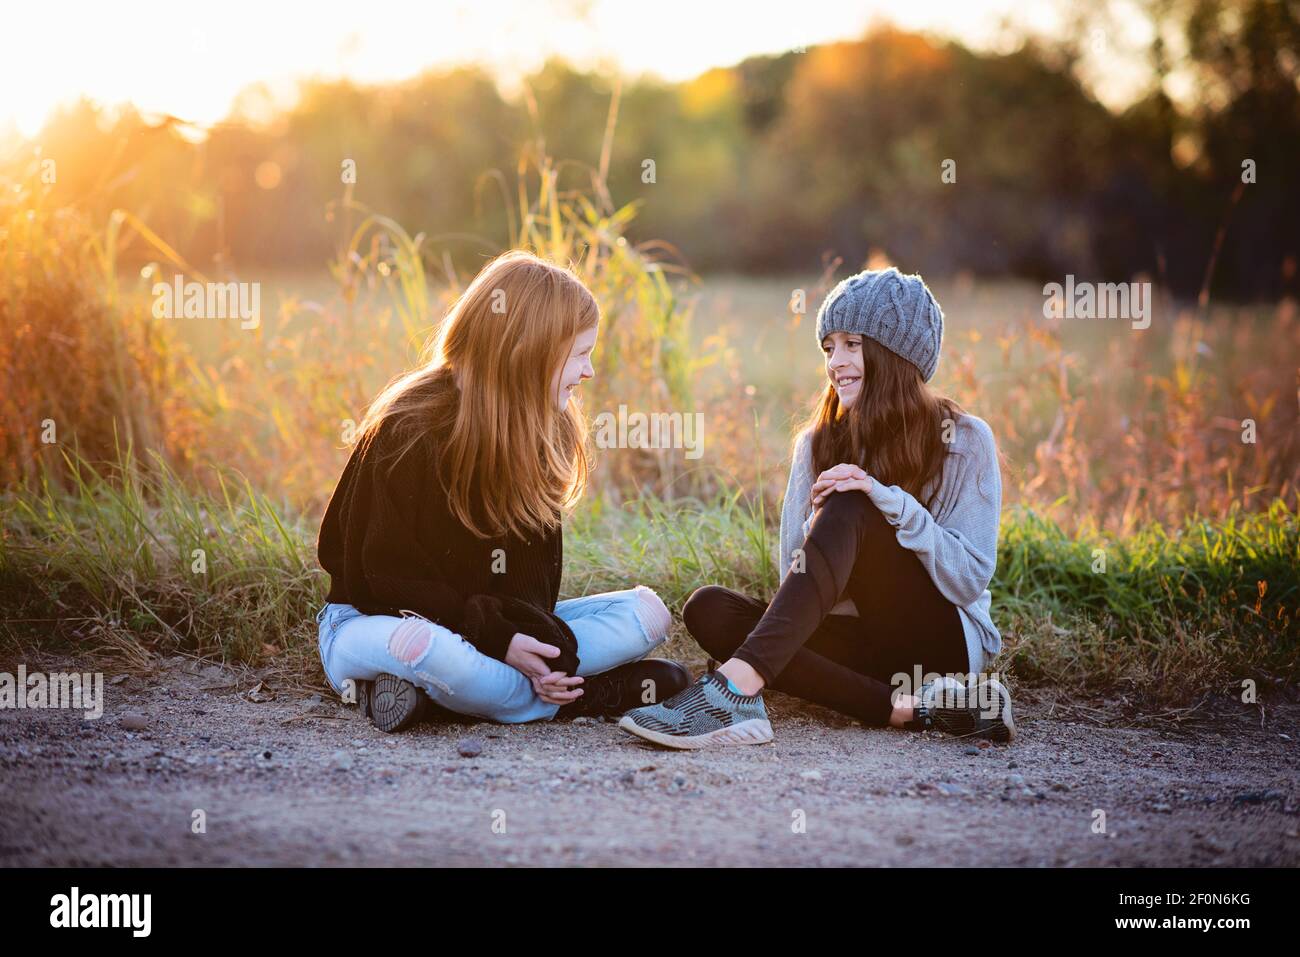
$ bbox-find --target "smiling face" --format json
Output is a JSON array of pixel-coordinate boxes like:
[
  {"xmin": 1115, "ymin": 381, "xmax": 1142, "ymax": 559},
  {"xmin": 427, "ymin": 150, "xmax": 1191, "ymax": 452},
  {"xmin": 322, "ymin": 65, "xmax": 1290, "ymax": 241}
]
[
  {"xmin": 552, "ymin": 321, "xmax": 599, "ymax": 410},
  {"xmin": 822, "ymin": 331, "xmax": 865, "ymax": 408}
]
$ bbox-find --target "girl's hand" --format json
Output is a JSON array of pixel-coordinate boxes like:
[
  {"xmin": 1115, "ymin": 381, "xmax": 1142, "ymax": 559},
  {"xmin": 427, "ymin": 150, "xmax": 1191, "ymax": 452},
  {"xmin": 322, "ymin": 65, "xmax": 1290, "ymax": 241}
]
[
  {"xmin": 506, "ymin": 633, "xmax": 584, "ymax": 705},
  {"xmin": 533, "ymin": 672, "xmax": 584, "ymax": 705},
  {"xmin": 811, "ymin": 463, "xmax": 872, "ymax": 508}
]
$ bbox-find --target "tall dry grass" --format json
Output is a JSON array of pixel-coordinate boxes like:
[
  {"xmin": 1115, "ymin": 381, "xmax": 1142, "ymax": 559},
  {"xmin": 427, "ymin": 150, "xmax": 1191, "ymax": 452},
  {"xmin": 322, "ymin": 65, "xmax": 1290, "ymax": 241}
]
[
  {"xmin": 1, "ymin": 129, "xmax": 1297, "ymax": 705},
  {"xmin": 0, "ymin": 162, "xmax": 201, "ymax": 488},
  {"xmin": 4, "ymin": 136, "xmax": 1296, "ymax": 530}
]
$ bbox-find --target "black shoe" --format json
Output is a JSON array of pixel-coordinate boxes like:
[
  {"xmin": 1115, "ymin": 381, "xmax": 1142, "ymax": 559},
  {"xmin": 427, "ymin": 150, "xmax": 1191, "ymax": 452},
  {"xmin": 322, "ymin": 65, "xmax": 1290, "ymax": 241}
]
[
  {"xmin": 368, "ymin": 673, "xmax": 430, "ymax": 733},
  {"xmin": 556, "ymin": 658, "xmax": 691, "ymax": 721}
]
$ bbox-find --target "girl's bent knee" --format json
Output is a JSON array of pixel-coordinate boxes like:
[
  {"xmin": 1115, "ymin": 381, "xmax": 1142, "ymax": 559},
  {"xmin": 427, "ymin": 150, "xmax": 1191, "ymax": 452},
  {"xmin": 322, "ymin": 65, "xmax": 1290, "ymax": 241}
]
[
  {"xmin": 812, "ymin": 490, "xmax": 887, "ymax": 537},
  {"xmin": 817, "ymin": 488, "xmax": 871, "ymax": 518},
  {"xmin": 388, "ymin": 618, "xmax": 432, "ymax": 664},
  {"xmin": 681, "ymin": 586, "xmax": 740, "ymax": 658},
  {"xmin": 632, "ymin": 585, "xmax": 672, "ymax": 646},
  {"xmin": 682, "ymin": 585, "xmax": 733, "ymax": 633},
  {"xmin": 386, "ymin": 617, "xmax": 460, "ymax": 697}
]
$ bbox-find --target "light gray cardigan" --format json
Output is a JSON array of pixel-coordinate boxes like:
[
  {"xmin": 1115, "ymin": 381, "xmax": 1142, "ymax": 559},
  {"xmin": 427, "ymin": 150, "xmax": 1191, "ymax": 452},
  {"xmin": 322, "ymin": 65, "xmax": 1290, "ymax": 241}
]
[{"xmin": 777, "ymin": 414, "xmax": 1003, "ymax": 673}]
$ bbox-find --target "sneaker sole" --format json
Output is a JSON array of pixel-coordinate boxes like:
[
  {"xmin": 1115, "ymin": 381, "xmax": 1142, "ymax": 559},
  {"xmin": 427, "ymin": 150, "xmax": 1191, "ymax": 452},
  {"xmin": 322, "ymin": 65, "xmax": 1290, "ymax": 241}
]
[
  {"xmin": 991, "ymin": 677, "xmax": 1016, "ymax": 742},
  {"xmin": 617, "ymin": 715, "xmax": 774, "ymax": 750},
  {"xmin": 932, "ymin": 677, "xmax": 1016, "ymax": 743},
  {"xmin": 370, "ymin": 674, "xmax": 424, "ymax": 733}
]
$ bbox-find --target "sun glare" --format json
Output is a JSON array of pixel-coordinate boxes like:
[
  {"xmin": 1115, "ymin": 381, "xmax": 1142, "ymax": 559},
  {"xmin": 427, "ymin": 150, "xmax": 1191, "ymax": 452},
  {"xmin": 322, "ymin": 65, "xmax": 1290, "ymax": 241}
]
[{"xmin": 2, "ymin": 0, "xmax": 1100, "ymax": 142}]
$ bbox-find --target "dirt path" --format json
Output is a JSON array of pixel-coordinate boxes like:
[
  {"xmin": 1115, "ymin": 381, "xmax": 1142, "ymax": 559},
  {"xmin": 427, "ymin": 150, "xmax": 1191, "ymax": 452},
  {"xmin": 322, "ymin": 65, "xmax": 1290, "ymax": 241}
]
[{"xmin": 2, "ymin": 655, "xmax": 1297, "ymax": 867}]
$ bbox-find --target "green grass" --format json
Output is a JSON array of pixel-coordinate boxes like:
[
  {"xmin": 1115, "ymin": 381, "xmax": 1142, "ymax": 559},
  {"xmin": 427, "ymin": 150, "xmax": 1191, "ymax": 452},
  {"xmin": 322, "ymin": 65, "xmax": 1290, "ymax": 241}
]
[
  {"xmin": 0, "ymin": 450, "xmax": 320, "ymax": 672},
  {"xmin": 2, "ymin": 451, "xmax": 1295, "ymax": 707},
  {"xmin": 995, "ymin": 501, "xmax": 1299, "ymax": 702},
  {"xmin": 4, "ymin": 137, "xmax": 1297, "ymax": 713}
]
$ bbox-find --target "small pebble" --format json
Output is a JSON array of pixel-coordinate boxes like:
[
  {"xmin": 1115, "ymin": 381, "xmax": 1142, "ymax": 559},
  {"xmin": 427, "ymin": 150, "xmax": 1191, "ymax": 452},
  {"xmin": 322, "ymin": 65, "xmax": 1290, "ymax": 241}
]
[
  {"xmin": 964, "ymin": 746, "xmax": 980, "ymax": 756},
  {"xmin": 457, "ymin": 738, "xmax": 484, "ymax": 758},
  {"xmin": 119, "ymin": 713, "xmax": 149, "ymax": 731}
]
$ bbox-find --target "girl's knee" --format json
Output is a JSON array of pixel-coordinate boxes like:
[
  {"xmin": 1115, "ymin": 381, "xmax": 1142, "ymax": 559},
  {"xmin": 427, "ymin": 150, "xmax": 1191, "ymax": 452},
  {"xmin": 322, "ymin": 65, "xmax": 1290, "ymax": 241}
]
[
  {"xmin": 387, "ymin": 617, "xmax": 465, "ymax": 697},
  {"xmin": 683, "ymin": 585, "xmax": 726, "ymax": 633},
  {"xmin": 812, "ymin": 490, "xmax": 887, "ymax": 536},
  {"xmin": 632, "ymin": 585, "xmax": 672, "ymax": 646},
  {"xmin": 682, "ymin": 586, "xmax": 743, "ymax": 657},
  {"xmin": 817, "ymin": 488, "xmax": 870, "ymax": 517},
  {"xmin": 388, "ymin": 617, "xmax": 432, "ymax": 665}
]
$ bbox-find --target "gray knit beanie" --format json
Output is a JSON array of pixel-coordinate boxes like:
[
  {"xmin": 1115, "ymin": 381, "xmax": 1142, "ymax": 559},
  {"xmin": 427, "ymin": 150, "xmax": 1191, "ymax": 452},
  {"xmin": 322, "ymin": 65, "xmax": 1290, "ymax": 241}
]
[{"xmin": 814, "ymin": 267, "xmax": 944, "ymax": 382}]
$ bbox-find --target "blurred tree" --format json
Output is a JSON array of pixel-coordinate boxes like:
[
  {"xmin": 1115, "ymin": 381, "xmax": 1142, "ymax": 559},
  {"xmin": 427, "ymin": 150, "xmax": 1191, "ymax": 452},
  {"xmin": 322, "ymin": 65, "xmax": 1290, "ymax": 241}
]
[{"xmin": 11, "ymin": 9, "xmax": 1295, "ymax": 299}]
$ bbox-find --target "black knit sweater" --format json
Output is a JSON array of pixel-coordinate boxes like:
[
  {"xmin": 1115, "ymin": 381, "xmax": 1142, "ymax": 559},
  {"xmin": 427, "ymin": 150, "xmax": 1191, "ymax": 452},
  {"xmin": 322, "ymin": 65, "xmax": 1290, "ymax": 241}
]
[{"xmin": 317, "ymin": 393, "xmax": 579, "ymax": 675}]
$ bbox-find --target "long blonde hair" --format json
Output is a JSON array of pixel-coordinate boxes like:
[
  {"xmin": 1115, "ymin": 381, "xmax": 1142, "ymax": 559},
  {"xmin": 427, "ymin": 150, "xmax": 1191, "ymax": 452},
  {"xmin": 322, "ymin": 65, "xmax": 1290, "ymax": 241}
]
[{"xmin": 357, "ymin": 250, "xmax": 599, "ymax": 538}]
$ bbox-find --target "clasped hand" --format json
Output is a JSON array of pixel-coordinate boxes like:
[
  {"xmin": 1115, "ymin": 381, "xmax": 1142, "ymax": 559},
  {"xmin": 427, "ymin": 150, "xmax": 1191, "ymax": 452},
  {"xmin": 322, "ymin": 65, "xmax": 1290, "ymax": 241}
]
[
  {"xmin": 505, "ymin": 632, "xmax": 583, "ymax": 705},
  {"xmin": 810, "ymin": 462, "xmax": 874, "ymax": 509}
]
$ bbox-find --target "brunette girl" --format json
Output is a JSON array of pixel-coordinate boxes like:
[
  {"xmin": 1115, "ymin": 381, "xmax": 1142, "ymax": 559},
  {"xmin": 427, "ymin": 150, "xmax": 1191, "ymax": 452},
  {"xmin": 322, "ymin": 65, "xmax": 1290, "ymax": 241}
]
[{"xmin": 620, "ymin": 267, "xmax": 1013, "ymax": 748}]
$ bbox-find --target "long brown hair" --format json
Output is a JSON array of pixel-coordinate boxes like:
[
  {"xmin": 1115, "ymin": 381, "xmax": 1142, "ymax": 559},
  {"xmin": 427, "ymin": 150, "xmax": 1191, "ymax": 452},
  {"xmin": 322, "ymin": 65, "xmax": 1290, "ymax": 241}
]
[
  {"xmin": 806, "ymin": 337, "xmax": 965, "ymax": 511},
  {"xmin": 357, "ymin": 250, "xmax": 599, "ymax": 538}
]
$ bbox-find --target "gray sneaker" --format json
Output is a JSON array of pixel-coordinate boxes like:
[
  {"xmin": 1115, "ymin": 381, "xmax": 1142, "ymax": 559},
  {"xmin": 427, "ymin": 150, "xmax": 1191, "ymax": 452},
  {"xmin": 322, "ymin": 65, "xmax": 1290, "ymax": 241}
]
[
  {"xmin": 618, "ymin": 672, "xmax": 773, "ymax": 749},
  {"xmin": 906, "ymin": 676, "xmax": 1016, "ymax": 742}
]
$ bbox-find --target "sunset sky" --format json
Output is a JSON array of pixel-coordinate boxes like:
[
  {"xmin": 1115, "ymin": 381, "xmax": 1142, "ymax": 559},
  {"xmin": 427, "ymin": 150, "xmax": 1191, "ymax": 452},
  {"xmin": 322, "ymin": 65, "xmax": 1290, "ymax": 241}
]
[{"xmin": 3, "ymin": 0, "xmax": 1158, "ymax": 140}]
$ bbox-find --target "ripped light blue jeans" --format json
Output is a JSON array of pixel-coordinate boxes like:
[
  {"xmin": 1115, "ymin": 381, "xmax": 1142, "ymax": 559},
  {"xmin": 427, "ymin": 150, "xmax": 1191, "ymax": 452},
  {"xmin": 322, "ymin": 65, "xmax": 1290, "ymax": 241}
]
[{"xmin": 316, "ymin": 586, "xmax": 670, "ymax": 723}]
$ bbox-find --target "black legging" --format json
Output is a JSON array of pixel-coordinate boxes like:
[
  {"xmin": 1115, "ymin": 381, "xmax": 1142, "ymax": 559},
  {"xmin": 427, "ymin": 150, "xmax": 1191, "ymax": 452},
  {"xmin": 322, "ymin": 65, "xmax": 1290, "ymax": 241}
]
[{"xmin": 683, "ymin": 490, "xmax": 969, "ymax": 727}]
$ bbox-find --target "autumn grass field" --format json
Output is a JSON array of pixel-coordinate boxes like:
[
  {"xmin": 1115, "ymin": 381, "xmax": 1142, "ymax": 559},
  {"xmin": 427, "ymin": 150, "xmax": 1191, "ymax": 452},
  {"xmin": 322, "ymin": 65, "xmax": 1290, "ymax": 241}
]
[{"xmin": 2, "ymin": 152, "xmax": 1298, "ymax": 713}]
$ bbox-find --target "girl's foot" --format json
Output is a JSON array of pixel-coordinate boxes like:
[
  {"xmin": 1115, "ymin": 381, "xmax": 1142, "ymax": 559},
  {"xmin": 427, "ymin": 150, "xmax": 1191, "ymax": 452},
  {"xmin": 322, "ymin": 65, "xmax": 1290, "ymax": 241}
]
[
  {"xmin": 618, "ymin": 672, "xmax": 773, "ymax": 749},
  {"xmin": 555, "ymin": 658, "xmax": 691, "ymax": 720},
  {"xmin": 367, "ymin": 673, "xmax": 431, "ymax": 733},
  {"xmin": 904, "ymin": 676, "xmax": 1015, "ymax": 742}
]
